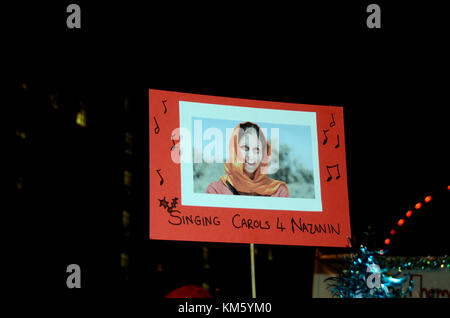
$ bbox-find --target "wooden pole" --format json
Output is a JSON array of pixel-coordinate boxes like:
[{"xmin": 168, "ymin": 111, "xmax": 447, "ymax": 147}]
[{"xmin": 250, "ymin": 243, "xmax": 256, "ymax": 298}]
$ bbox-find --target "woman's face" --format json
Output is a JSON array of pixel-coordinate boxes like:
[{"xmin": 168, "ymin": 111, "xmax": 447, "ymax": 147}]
[{"xmin": 238, "ymin": 130, "xmax": 263, "ymax": 175}]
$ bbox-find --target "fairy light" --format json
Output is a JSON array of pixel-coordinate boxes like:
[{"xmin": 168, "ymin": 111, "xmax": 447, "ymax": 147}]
[{"xmin": 382, "ymin": 185, "xmax": 446, "ymax": 247}]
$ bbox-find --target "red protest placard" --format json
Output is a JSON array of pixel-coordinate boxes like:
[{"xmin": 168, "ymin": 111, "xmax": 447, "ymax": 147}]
[{"xmin": 149, "ymin": 89, "xmax": 351, "ymax": 247}]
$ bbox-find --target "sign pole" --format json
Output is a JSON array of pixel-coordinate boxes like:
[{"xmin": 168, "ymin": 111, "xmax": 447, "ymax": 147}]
[{"xmin": 250, "ymin": 243, "xmax": 256, "ymax": 298}]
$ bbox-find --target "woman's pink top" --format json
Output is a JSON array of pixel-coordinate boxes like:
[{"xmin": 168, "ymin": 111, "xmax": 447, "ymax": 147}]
[{"xmin": 206, "ymin": 181, "xmax": 289, "ymax": 197}]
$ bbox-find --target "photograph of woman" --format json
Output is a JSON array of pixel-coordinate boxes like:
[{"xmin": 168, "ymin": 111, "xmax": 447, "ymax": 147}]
[{"xmin": 206, "ymin": 121, "xmax": 290, "ymax": 197}]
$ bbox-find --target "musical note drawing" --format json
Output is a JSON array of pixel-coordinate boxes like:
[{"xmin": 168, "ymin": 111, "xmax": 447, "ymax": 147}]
[
  {"xmin": 322, "ymin": 129, "xmax": 329, "ymax": 145},
  {"xmin": 326, "ymin": 164, "xmax": 341, "ymax": 182},
  {"xmin": 335, "ymin": 134, "xmax": 340, "ymax": 149},
  {"xmin": 170, "ymin": 134, "xmax": 176, "ymax": 151},
  {"xmin": 156, "ymin": 169, "xmax": 164, "ymax": 185},
  {"xmin": 154, "ymin": 116, "xmax": 160, "ymax": 134},
  {"xmin": 162, "ymin": 99, "xmax": 167, "ymax": 114},
  {"xmin": 329, "ymin": 113, "xmax": 336, "ymax": 128}
]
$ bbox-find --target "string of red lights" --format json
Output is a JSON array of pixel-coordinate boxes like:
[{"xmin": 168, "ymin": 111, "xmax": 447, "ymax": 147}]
[{"xmin": 384, "ymin": 185, "xmax": 449, "ymax": 247}]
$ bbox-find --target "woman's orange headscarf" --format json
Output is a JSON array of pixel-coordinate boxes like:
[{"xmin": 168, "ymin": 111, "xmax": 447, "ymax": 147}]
[{"xmin": 220, "ymin": 122, "xmax": 289, "ymax": 196}]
